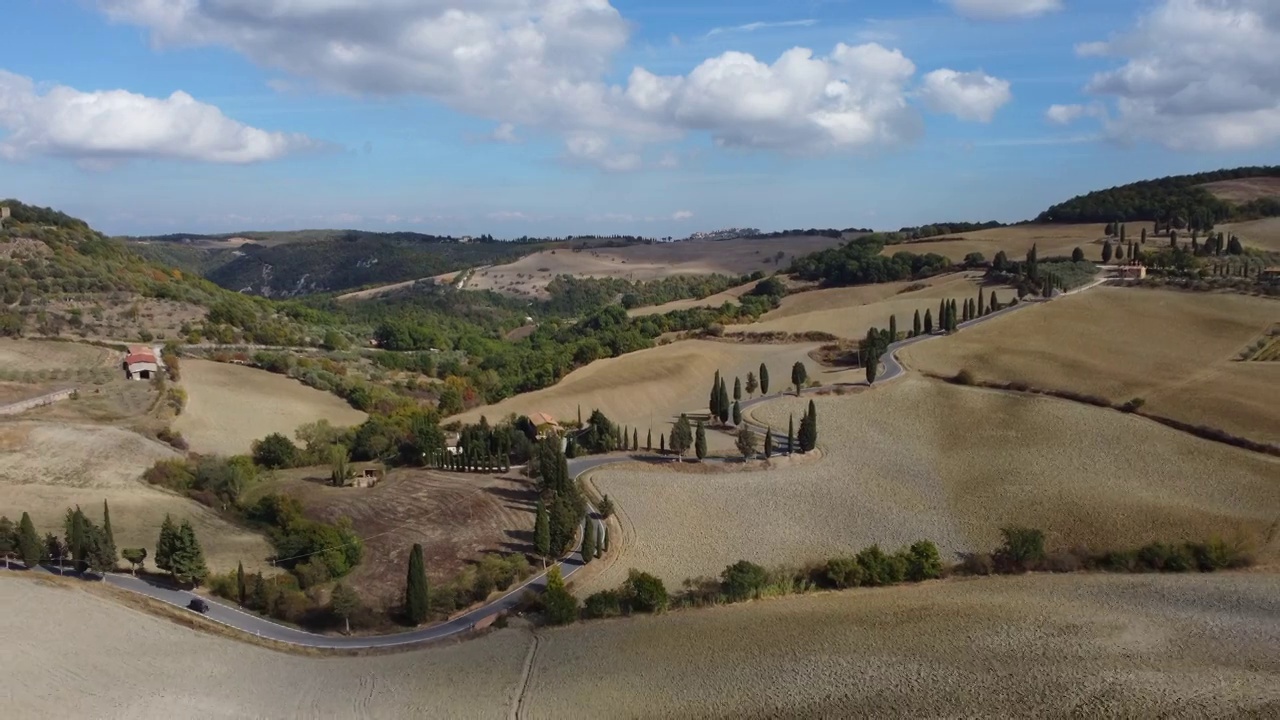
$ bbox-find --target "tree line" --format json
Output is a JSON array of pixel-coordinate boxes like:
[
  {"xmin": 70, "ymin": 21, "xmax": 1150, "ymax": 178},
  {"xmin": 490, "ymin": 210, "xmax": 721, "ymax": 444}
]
[{"xmin": 1036, "ymin": 166, "xmax": 1280, "ymax": 225}]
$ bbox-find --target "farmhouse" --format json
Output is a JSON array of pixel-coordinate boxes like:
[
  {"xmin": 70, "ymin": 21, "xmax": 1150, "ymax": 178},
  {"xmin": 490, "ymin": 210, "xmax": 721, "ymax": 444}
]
[
  {"xmin": 528, "ymin": 412, "xmax": 562, "ymax": 438},
  {"xmin": 1116, "ymin": 262, "xmax": 1147, "ymax": 280},
  {"xmin": 122, "ymin": 345, "xmax": 158, "ymax": 380}
]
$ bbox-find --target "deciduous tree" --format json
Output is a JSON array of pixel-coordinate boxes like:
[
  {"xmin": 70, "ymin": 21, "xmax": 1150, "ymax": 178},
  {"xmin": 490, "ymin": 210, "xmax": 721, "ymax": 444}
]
[
  {"xmin": 670, "ymin": 414, "xmax": 693, "ymax": 460},
  {"xmin": 330, "ymin": 582, "xmax": 360, "ymax": 634},
  {"xmin": 746, "ymin": 371, "xmax": 758, "ymax": 397},
  {"xmin": 735, "ymin": 424, "xmax": 757, "ymax": 460},
  {"xmin": 542, "ymin": 566, "xmax": 578, "ymax": 625},
  {"xmin": 122, "ymin": 547, "xmax": 147, "ymax": 575}
]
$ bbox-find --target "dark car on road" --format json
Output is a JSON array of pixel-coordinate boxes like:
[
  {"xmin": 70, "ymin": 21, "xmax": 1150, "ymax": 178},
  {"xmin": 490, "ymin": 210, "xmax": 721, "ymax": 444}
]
[{"xmin": 187, "ymin": 598, "xmax": 210, "ymax": 614}]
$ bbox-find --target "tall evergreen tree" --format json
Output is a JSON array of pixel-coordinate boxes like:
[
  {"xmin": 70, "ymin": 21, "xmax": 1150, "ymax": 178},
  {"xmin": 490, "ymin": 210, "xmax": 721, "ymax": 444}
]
[
  {"xmin": 746, "ymin": 371, "xmax": 758, "ymax": 397},
  {"xmin": 156, "ymin": 514, "xmax": 178, "ymax": 574},
  {"xmin": 977, "ymin": 292, "xmax": 986, "ymax": 316},
  {"xmin": 405, "ymin": 543, "xmax": 429, "ymax": 625},
  {"xmin": 990, "ymin": 291, "xmax": 998, "ymax": 312},
  {"xmin": 799, "ymin": 401, "xmax": 818, "ymax": 452},
  {"xmin": 660, "ymin": 433, "xmax": 666, "ymax": 454},
  {"xmin": 924, "ymin": 308, "xmax": 934, "ymax": 334},
  {"xmin": 791, "ymin": 361, "xmax": 808, "ymax": 396},
  {"xmin": 867, "ymin": 353, "xmax": 879, "ymax": 385},
  {"xmin": 581, "ymin": 518, "xmax": 595, "ymax": 564},
  {"xmin": 938, "ymin": 299, "xmax": 946, "ymax": 329},
  {"xmin": 646, "ymin": 428, "xmax": 652, "ymax": 451},
  {"xmin": 763, "ymin": 428, "xmax": 774, "ymax": 458},
  {"xmin": 66, "ymin": 506, "xmax": 87, "ymax": 570},
  {"xmin": 0, "ymin": 516, "xmax": 13, "ymax": 566},
  {"xmin": 733, "ymin": 376, "xmax": 742, "ymax": 402},
  {"xmin": 888, "ymin": 314, "xmax": 897, "ymax": 341},
  {"xmin": 18, "ymin": 512, "xmax": 42, "ymax": 568},
  {"xmin": 172, "ymin": 520, "xmax": 208, "ymax": 586},
  {"xmin": 717, "ymin": 378, "xmax": 730, "ymax": 425},
  {"xmin": 534, "ymin": 499, "xmax": 550, "ymax": 558},
  {"xmin": 732, "ymin": 400, "xmax": 742, "ymax": 426},
  {"xmin": 1119, "ymin": 223, "xmax": 1126, "ymax": 243},
  {"xmin": 632, "ymin": 428, "xmax": 638, "ymax": 452},
  {"xmin": 102, "ymin": 499, "xmax": 114, "ymax": 550},
  {"xmin": 237, "ymin": 561, "xmax": 247, "ymax": 605},
  {"xmin": 694, "ymin": 421, "xmax": 707, "ymax": 461},
  {"xmin": 787, "ymin": 415, "xmax": 796, "ymax": 455},
  {"xmin": 759, "ymin": 363, "xmax": 770, "ymax": 395},
  {"xmin": 1102, "ymin": 240, "xmax": 1114, "ymax": 263},
  {"xmin": 710, "ymin": 371, "xmax": 721, "ymax": 417},
  {"xmin": 913, "ymin": 309, "xmax": 922, "ymax": 337},
  {"xmin": 1141, "ymin": 227, "xmax": 1147, "ymax": 244}
]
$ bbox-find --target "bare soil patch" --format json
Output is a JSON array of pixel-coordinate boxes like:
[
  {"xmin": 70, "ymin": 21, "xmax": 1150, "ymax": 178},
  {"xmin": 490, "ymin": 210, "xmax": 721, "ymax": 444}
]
[
  {"xmin": 174, "ymin": 359, "xmax": 367, "ymax": 455},
  {"xmin": 1200, "ymin": 177, "xmax": 1280, "ymax": 203},
  {"xmin": 579, "ymin": 376, "xmax": 1279, "ymax": 596},
  {"xmin": 0, "ymin": 421, "xmax": 271, "ymax": 572},
  {"xmin": 901, "ymin": 286, "xmax": 1280, "ymax": 444},
  {"xmin": 249, "ymin": 468, "xmax": 536, "ymax": 606}
]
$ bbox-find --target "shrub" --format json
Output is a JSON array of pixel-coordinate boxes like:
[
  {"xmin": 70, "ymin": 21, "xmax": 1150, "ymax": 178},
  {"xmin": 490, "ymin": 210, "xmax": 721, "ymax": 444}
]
[
  {"xmin": 1120, "ymin": 397, "xmax": 1146, "ymax": 413},
  {"xmin": 720, "ymin": 560, "xmax": 769, "ymax": 602},
  {"xmin": 856, "ymin": 545, "xmax": 904, "ymax": 586},
  {"xmin": 961, "ymin": 552, "xmax": 995, "ymax": 576},
  {"xmin": 824, "ymin": 556, "xmax": 864, "ymax": 589},
  {"xmin": 1136, "ymin": 542, "xmax": 1194, "ymax": 572},
  {"xmin": 1100, "ymin": 550, "xmax": 1138, "ymax": 573},
  {"xmin": 1044, "ymin": 551, "xmax": 1083, "ymax": 573},
  {"xmin": 272, "ymin": 589, "xmax": 311, "ymax": 623},
  {"xmin": 583, "ymin": 590, "xmax": 623, "ymax": 619},
  {"xmin": 143, "ymin": 458, "xmax": 195, "ymax": 491},
  {"xmin": 905, "ymin": 540, "xmax": 943, "ymax": 581},
  {"xmin": 1185, "ymin": 539, "xmax": 1250, "ymax": 571},
  {"xmin": 621, "ymin": 569, "xmax": 668, "ymax": 613},
  {"xmin": 995, "ymin": 526, "xmax": 1046, "ymax": 573},
  {"xmin": 954, "ymin": 369, "xmax": 976, "ymax": 386}
]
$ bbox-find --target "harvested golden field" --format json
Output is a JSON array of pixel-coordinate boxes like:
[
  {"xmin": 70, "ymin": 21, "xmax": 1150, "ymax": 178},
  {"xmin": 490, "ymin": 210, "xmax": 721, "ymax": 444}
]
[
  {"xmin": 9, "ymin": 571, "xmax": 1279, "ymax": 718},
  {"xmin": 627, "ymin": 279, "xmax": 757, "ymax": 317},
  {"xmin": 580, "ymin": 376, "xmax": 1279, "ymax": 595},
  {"xmin": 732, "ymin": 272, "xmax": 1014, "ymax": 339},
  {"xmin": 901, "ymin": 287, "xmax": 1280, "ymax": 444},
  {"xmin": 1201, "ymin": 176, "xmax": 1280, "ymax": 203},
  {"xmin": 0, "ymin": 338, "xmax": 114, "ymax": 372},
  {"xmin": 1222, "ymin": 217, "xmax": 1280, "ymax": 252},
  {"xmin": 530, "ymin": 572, "xmax": 1280, "ymax": 718},
  {"xmin": 247, "ymin": 468, "xmax": 535, "ymax": 605},
  {"xmin": 174, "ymin": 359, "xmax": 367, "ymax": 455},
  {"xmin": 0, "ymin": 421, "xmax": 271, "ymax": 572},
  {"xmin": 453, "ymin": 339, "xmax": 860, "ymax": 453},
  {"xmin": 1, "ymin": 576, "xmax": 528, "ymax": 719},
  {"xmin": 463, "ymin": 236, "xmax": 846, "ymax": 299},
  {"xmin": 886, "ymin": 222, "xmax": 1156, "ymax": 263}
]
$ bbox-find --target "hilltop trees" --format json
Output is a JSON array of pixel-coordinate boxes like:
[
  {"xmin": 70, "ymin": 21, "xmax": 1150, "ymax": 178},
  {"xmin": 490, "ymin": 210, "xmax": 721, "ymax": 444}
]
[{"xmin": 405, "ymin": 543, "xmax": 429, "ymax": 625}]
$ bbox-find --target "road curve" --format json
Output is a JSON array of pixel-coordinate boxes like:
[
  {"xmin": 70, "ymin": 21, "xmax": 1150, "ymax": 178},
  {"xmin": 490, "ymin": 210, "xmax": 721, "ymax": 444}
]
[{"xmin": 8, "ymin": 273, "xmax": 1105, "ymax": 648}]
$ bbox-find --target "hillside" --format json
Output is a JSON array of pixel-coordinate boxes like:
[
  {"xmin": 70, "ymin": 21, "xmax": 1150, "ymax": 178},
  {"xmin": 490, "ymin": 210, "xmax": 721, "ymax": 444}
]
[
  {"xmin": 1037, "ymin": 166, "xmax": 1280, "ymax": 225},
  {"xmin": 128, "ymin": 230, "xmax": 551, "ymax": 298}
]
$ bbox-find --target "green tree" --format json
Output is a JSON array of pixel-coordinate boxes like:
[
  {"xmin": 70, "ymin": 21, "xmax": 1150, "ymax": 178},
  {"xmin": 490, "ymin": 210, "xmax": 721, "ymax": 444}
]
[
  {"xmin": 733, "ymin": 376, "xmax": 742, "ymax": 402},
  {"xmin": 122, "ymin": 547, "xmax": 147, "ymax": 574},
  {"xmin": 791, "ymin": 361, "xmax": 808, "ymax": 396},
  {"xmin": 102, "ymin": 499, "xmax": 114, "ymax": 550},
  {"xmin": 1141, "ymin": 227, "xmax": 1147, "ymax": 244},
  {"xmin": 763, "ymin": 427, "xmax": 774, "ymax": 458},
  {"xmin": 330, "ymin": 582, "xmax": 361, "ymax": 633},
  {"xmin": 989, "ymin": 291, "xmax": 998, "ymax": 312},
  {"xmin": 732, "ymin": 400, "xmax": 742, "ymax": 426},
  {"xmin": 924, "ymin": 308, "xmax": 933, "ymax": 334},
  {"xmin": 866, "ymin": 353, "xmax": 878, "ymax": 385},
  {"xmin": 156, "ymin": 515, "xmax": 177, "ymax": 573},
  {"xmin": 709, "ymin": 371, "xmax": 721, "ymax": 418},
  {"xmin": 534, "ymin": 500, "xmax": 551, "ymax": 559},
  {"xmin": 787, "ymin": 415, "xmax": 795, "ymax": 455},
  {"xmin": 329, "ymin": 444, "xmax": 354, "ymax": 486},
  {"xmin": 694, "ymin": 421, "xmax": 707, "ymax": 461},
  {"xmin": 405, "ymin": 543, "xmax": 429, "ymax": 625},
  {"xmin": 1071, "ymin": 247, "xmax": 1084, "ymax": 262},
  {"xmin": 1102, "ymin": 240, "xmax": 1114, "ymax": 263},
  {"xmin": 1119, "ymin": 223, "xmax": 1127, "ymax": 243},
  {"xmin": 542, "ymin": 566, "xmax": 579, "ymax": 625},
  {"xmin": 632, "ymin": 427, "xmax": 638, "ymax": 452},
  {"xmin": 1227, "ymin": 236, "xmax": 1244, "ymax": 254},
  {"xmin": 888, "ymin": 314, "xmax": 897, "ymax": 341},
  {"xmin": 646, "ymin": 428, "xmax": 652, "ymax": 451},
  {"xmin": 720, "ymin": 560, "xmax": 769, "ymax": 602},
  {"xmin": 66, "ymin": 506, "xmax": 87, "ymax": 570},
  {"xmin": 996, "ymin": 526, "xmax": 1046, "ymax": 572},
  {"xmin": 171, "ymin": 520, "xmax": 208, "ymax": 586},
  {"xmin": 622, "ymin": 569, "xmax": 668, "ymax": 613},
  {"xmin": 581, "ymin": 518, "xmax": 595, "ymax": 564},
  {"xmin": 912, "ymin": 309, "xmax": 921, "ymax": 337},
  {"xmin": 746, "ymin": 371, "xmax": 758, "ymax": 397},
  {"xmin": 18, "ymin": 512, "xmax": 42, "ymax": 568},
  {"xmin": 252, "ymin": 432, "xmax": 300, "ymax": 469},
  {"xmin": 321, "ymin": 328, "xmax": 350, "ymax": 351},
  {"xmin": 759, "ymin": 363, "xmax": 769, "ymax": 395},
  {"xmin": 906, "ymin": 540, "xmax": 943, "ymax": 581},
  {"xmin": 735, "ymin": 424, "xmax": 757, "ymax": 460},
  {"xmin": 670, "ymin": 414, "xmax": 693, "ymax": 460},
  {"xmin": 659, "ymin": 433, "xmax": 665, "ymax": 454},
  {"xmin": 237, "ymin": 560, "xmax": 247, "ymax": 604},
  {"xmin": 0, "ymin": 516, "xmax": 14, "ymax": 566},
  {"xmin": 717, "ymin": 378, "xmax": 730, "ymax": 425},
  {"xmin": 598, "ymin": 495, "xmax": 614, "ymax": 518},
  {"xmin": 799, "ymin": 400, "xmax": 818, "ymax": 452}
]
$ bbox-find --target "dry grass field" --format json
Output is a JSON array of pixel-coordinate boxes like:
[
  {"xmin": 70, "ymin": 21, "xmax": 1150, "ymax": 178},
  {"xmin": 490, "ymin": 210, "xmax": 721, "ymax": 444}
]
[
  {"xmin": 1222, "ymin": 217, "xmax": 1280, "ymax": 252},
  {"xmin": 452, "ymin": 339, "xmax": 860, "ymax": 453},
  {"xmin": 0, "ymin": 421, "xmax": 272, "ymax": 572},
  {"xmin": 901, "ymin": 287, "xmax": 1280, "ymax": 444},
  {"xmin": 731, "ymin": 272, "xmax": 1015, "ymax": 339},
  {"xmin": 886, "ymin": 222, "xmax": 1156, "ymax": 263},
  {"xmin": 579, "ymin": 376, "xmax": 1280, "ymax": 595},
  {"xmin": 7, "ymin": 571, "xmax": 1279, "ymax": 718},
  {"xmin": 246, "ymin": 468, "xmax": 535, "ymax": 605},
  {"xmin": 1201, "ymin": 176, "xmax": 1280, "ymax": 203},
  {"xmin": 462, "ymin": 236, "xmax": 847, "ymax": 299},
  {"xmin": 174, "ymin": 359, "xmax": 367, "ymax": 455},
  {"xmin": 627, "ymin": 279, "xmax": 758, "ymax": 317},
  {"xmin": 0, "ymin": 338, "xmax": 115, "ymax": 372}
]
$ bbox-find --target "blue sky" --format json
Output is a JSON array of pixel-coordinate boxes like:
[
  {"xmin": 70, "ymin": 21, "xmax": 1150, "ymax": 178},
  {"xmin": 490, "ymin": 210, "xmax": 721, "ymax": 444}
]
[{"xmin": 0, "ymin": 0, "xmax": 1276, "ymax": 237}]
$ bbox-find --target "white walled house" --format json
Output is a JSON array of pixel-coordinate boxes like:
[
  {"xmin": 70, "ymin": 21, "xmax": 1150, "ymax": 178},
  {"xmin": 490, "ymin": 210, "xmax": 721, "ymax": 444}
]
[{"xmin": 123, "ymin": 347, "xmax": 159, "ymax": 380}]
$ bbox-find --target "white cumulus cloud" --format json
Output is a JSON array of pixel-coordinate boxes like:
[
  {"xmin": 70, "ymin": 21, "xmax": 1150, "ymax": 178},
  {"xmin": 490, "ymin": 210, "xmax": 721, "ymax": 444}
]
[
  {"xmin": 1071, "ymin": 0, "xmax": 1280, "ymax": 150},
  {"xmin": 672, "ymin": 210, "xmax": 694, "ymax": 220},
  {"xmin": 918, "ymin": 69, "xmax": 1012, "ymax": 122},
  {"xmin": 1045, "ymin": 104, "xmax": 1084, "ymax": 124},
  {"xmin": 945, "ymin": 0, "xmax": 1063, "ymax": 20},
  {"xmin": 0, "ymin": 70, "xmax": 319, "ymax": 165}
]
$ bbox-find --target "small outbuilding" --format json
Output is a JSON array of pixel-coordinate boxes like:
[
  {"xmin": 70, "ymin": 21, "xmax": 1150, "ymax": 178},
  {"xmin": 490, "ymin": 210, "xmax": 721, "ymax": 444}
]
[
  {"xmin": 123, "ymin": 345, "xmax": 158, "ymax": 380},
  {"xmin": 1116, "ymin": 262, "xmax": 1147, "ymax": 280},
  {"xmin": 528, "ymin": 412, "xmax": 562, "ymax": 439}
]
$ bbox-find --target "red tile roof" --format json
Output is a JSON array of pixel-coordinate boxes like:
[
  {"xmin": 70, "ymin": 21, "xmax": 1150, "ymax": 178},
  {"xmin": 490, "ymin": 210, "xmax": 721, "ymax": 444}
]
[{"xmin": 124, "ymin": 352, "xmax": 157, "ymax": 365}]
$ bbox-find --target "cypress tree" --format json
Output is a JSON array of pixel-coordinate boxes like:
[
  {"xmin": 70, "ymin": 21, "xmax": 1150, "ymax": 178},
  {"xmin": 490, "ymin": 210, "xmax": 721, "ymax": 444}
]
[
  {"xmin": 867, "ymin": 353, "xmax": 879, "ymax": 385},
  {"xmin": 1141, "ymin": 227, "xmax": 1147, "ymax": 244},
  {"xmin": 710, "ymin": 371, "xmax": 721, "ymax": 417},
  {"xmin": 764, "ymin": 428, "xmax": 774, "ymax": 458},
  {"xmin": 66, "ymin": 507, "xmax": 86, "ymax": 570},
  {"xmin": 18, "ymin": 512, "xmax": 42, "ymax": 568},
  {"xmin": 1119, "ymin": 224, "xmax": 1126, "ymax": 243},
  {"xmin": 787, "ymin": 415, "xmax": 795, "ymax": 454},
  {"xmin": 695, "ymin": 421, "xmax": 707, "ymax": 461},
  {"xmin": 977, "ymin": 293, "xmax": 985, "ymax": 316},
  {"xmin": 938, "ymin": 299, "xmax": 946, "ymax": 328},
  {"xmin": 791, "ymin": 361, "xmax": 808, "ymax": 396},
  {"xmin": 924, "ymin": 308, "xmax": 933, "ymax": 334},
  {"xmin": 889, "ymin": 314, "xmax": 897, "ymax": 341},
  {"xmin": 632, "ymin": 428, "xmax": 638, "ymax": 451},
  {"xmin": 237, "ymin": 561, "xmax": 247, "ymax": 605},
  {"xmin": 646, "ymin": 428, "xmax": 652, "ymax": 451},
  {"xmin": 405, "ymin": 543, "xmax": 429, "ymax": 625},
  {"xmin": 913, "ymin": 309, "xmax": 921, "ymax": 337},
  {"xmin": 718, "ymin": 378, "xmax": 730, "ymax": 425},
  {"xmin": 534, "ymin": 500, "xmax": 550, "ymax": 558},
  {"xmin": 577, "ymin": 405, "xmax": 582, "ymax": 427},
  {"xmin": 660, "ymin": 433, "xmax": 665, "ymax": 454},
  {"xmin": 990, "ymin": 291, "xmax": 998, "ymax": 312},
  {"xmin": 732, "ymin": 400, "xmax": 742, "ymax": 426},
  {"xmin": 759, "ymin": 363, "xmax": 769, "ymax": 395},
  {"xmin": 581, "ymin": 519, "xmax": 595, "ymax": 564},
  {"xmin": 172, "ymin": 520, "xmax": 208, "ymax": 586},
  {"xmin": 156, "ymin": 514, "xmax": 177, "ymax": 573},
  {"xmin": 102, "ymin": 499, "xmax": 114, "ymax": 550},
  {"xmin": 733, "ymin": 376, "xmax": 742, "ymax": 402}
]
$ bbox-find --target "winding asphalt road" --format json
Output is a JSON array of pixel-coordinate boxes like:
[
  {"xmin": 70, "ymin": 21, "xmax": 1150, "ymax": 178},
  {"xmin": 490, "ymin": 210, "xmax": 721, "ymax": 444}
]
[{"xmin": 7, "ymin": 273, "xmax": 1106, "ymax": 648}]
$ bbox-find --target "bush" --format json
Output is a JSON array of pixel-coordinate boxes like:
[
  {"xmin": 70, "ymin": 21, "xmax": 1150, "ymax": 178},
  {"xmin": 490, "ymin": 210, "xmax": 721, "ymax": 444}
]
[
  {"xmin": 1119, "ymin": 397, "xmax": 1146, "ymax": 413},
  {"xmin": 142, "ymin": 458, "xmax": 195, "ymax": 491},
  {"xmin": 1185, "ymin": 539, "xmax": 1250, "ymax": 571},
  {"xmin": 252, "ymin": 432, "xmax": 300, "ymax": 469},
  {"xmin": 953, "ymin": 369, "xmax": 976, "ymax": 386},
  {"xmin": 720, "ymin": 560, "xmax": 769, "ymax": 602},
  {"xmin": 995, "ymin": 526, "xmax": 1046, "ymax": 573},
  {"xmin": 1100, "ymin": 550, "xmax": 1138, "ymax": 573},
  {"xmin": 905, "ymin": 540, "xmax": 943, "ymax": 581},
  {"xmin": 961, "ymin": 552, "xmax": 995, "ymax": 576},
  {"xmin": 1137, "ymin": 542, "xmax": 1194, "ymax": 572},
  {"xmin": 824, "ymin": 556, "xmax": 865, "ymax": 589},
  {"xmin": 583, "ymin": 590, "xmax": 623, "ymax": 619},
  {"xmin": 856, "ymin": 545, "xmax": 905, "ymax": 586},
  {"xmin": 1044, "ymin": 551, "xmax": 1083, "ymax": 573},
  {"xmin": 621, "ymin": 569, "xmax": 668, "ymax": 613}
]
